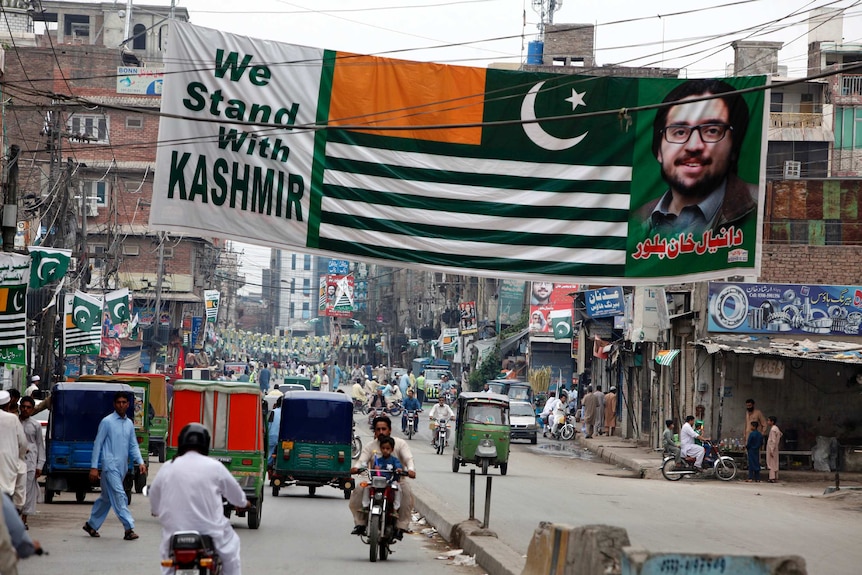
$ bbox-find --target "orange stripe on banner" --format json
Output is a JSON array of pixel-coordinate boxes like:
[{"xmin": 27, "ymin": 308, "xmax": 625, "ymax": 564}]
[
  {"xmin": 65, "ymin": 314, "xmax": 75, "ymax": 329},
  {"xmin": 329, "ymin": 54, "xmax": 486, "ymax": 145},
  {"xmin": 0, "ymin": 289, "xmax": 9, "ymax": 312}
]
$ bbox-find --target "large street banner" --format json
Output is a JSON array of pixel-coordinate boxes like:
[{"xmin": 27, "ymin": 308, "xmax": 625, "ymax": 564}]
[
  {"xmin": 204, "ymin": 289, "xmax": 220, "ymax": 323},
  {"xmin": 530, "ymin": 282, "xmax": 580, "ymax": 335},
  {"xmin": 0, "ymin": 254, "xmax": 29, "ymax": 365},
  {"xmin": 151, "ymin": 21, "xmax": 767, "ymax": 284}
]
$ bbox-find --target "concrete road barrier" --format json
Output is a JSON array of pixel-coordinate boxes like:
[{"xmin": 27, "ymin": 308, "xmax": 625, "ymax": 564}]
[
  {"xmin": 522, "ymin": 523, "xmax": 630, "ymax": 575},
  {"xmin": 622, "ymin": 548, "xmax": 806, "ymax": 575}
]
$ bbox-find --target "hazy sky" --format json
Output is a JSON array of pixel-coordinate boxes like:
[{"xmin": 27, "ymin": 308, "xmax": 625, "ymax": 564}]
[{"xmin": 130, "ymin": 0, "xmax": 862, "ymax": 290}]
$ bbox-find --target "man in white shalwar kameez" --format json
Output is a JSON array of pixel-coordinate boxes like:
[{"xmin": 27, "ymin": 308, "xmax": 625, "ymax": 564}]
[{"xmin": 150, "ymin": 423, "xmax": 249, "ymax": 575}]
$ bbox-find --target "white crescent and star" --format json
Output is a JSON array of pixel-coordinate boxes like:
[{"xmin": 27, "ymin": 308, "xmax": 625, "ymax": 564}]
[
  {"xmin": 521, "ymin": 81, "xmax": 588, "ymax": 151},
  {"xmin": 114, "ymin": 302, "xmax": 127, "ymax": 320},
  {"xmin": 37, "ymin": 257, "xmax": 60, "ymax": 280},
  {"xmin": 73, "ymin": 305, "xmax": 93, "ymax": 323},
  {"xmin": 12, "ymin": 292, "xmax": 23, "ymax": 312}
]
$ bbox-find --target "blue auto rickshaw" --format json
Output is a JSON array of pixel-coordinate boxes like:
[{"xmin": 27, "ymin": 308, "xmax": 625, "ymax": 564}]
[
  {"xmin": 270, "ymin": 391, "xmax": 355, "ymax": 498},
  {"xmin": 44, "ymin": 382, "xmax": 137, "ymax": 504}
]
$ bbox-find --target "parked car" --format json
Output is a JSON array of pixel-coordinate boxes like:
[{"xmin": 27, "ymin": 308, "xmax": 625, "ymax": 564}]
[{"xmin": 509, "ymin": 400, "xmax": 539, "ymax": 444}]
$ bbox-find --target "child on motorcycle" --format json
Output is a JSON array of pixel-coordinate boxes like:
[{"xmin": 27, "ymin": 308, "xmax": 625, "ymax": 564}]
[{"xmin": 361, "ymin": 436, "xmax": 402, "ymax": 511}]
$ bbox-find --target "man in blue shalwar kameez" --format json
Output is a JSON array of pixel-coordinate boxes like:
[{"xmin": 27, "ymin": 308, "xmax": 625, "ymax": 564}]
[{"xmin": 83, "ymin": 391, "xmax": 146, "ymax": 540}]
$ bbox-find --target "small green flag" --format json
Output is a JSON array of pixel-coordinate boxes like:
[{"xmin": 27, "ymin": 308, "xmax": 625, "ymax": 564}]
[
  {"xmin": 72, "ymin": 290, "xmax": 102, "ymax": 333},
  {"xmin": 27, "ymin": 247, "xmax": 71, "ymax": 289},
  {"xmin": 550, "ymin": 309, "xmax": 573, "ymax": 341}
]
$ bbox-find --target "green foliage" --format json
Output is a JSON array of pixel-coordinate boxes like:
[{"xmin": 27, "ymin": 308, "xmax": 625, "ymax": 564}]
[{"xmin": 466, "ymin": 307, "xmax": 528, "ymax": 391}]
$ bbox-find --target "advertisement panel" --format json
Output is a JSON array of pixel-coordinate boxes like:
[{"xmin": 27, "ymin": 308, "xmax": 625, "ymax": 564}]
[
  {"xmin": 584, "ymin": 287, "xmax": 624, "ymax": 318},
  {"xmin": 708, "ymin": 282, "xmax": 862, "ymax": 335},
  {"xmin": 529, "ymin": 282, "xmax": 580, "ymax": 334},
  {"xmin": 459, "ymin": 301, "xmax": 477, "ymax": 335},
  {"xmin": 151, "ymin": 21, "xmax": 766, "ymax": 285}
]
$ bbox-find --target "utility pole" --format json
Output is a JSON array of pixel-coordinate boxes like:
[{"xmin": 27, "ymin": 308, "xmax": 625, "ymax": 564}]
[
  {"xmin": 150, "ymin": 232, "xmax": 165, "ymax": 373},
  {"xmin": 2, "ymin": 145, "xmax": 19, "ymax": 251}
]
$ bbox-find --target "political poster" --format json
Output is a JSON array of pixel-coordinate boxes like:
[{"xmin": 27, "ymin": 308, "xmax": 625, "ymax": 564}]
[
  {"xmin": 151, "ymin": 22, "xmax": 766, "ymax": 284},
  {"xmin": 530, "ymin": 282, "xmax": 580, "ymax": 335},
  {"xmin": 0, "ymin": 254, "xmax": 29, "ymax": 364}
]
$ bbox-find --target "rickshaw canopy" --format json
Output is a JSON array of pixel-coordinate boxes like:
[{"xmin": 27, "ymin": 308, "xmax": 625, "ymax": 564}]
[
  {"xmin": 169, "ymin": 379, "xmax": 263, "ymax": 453},
  {"xmin": 50, "ymin": 382, "xmax": 135, "ymax": 442},
  {"xmin": 279, "ymin": 391, "xmax": 353, "ymax": 444},
  {"xmin": 114, "ymin": 373, "xmax": 168, "ymax": 418}
]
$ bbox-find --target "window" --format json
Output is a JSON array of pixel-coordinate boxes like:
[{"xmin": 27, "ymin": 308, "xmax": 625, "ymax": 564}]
[
  {"xmin": 132, "ymin": 23, "xmax": 146, "ymax": 50},
  {"xmin": 126, "ymin": 115, "xmax": 143, "ymax": 129},
  {"xmin": 291, "ymin": 254, "xmax": 296, "ymax": 270},
  {"xmin": 68, "ymin": 114, "xmax": 109, "ymax": 144},
  {"xmin": 65, "ymin": 14, "xmax": 90, "ymax": 41},
  {"xmin": 770, "ymin": 92, "xmax": 783, "ymax": 113},
  {"xmin": 303, "ymin": 254, "xmax": 311, "ymax": 270},
  {"xmin": 290, "ymin": 279, "xmax": 295, "ymax": 294},
  {"xmin": 289, "ymin": 302, "xmax": 295, "ymax": 318},
  {"xmin": 122, "ymin": 245, "xmax": 140, "ymax": 256},
  {"xmin": 302, "ymin": 302, "xmax": 310, "ymax": 319},
  {"xmin": 163, "ymin": 247, "xmax": 174, "ymax": 258},
  {"xmin": 83, "ymin": 180, "xmax": 108, "ymax": 206},
  {"xmin": 303, "ymin": 278, "xmax": 311, "ymax": 295}
]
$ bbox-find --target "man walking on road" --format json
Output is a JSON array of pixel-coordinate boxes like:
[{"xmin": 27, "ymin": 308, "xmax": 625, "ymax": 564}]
[
  {"xmin": 258, "ymin": 362, "xmax": 271, "ymax": 394},
  {"xmin": 582, "ymin": 386, "xmax": 598, "ymax": 438},
  {"xmin": 0, "ymin": 391, "xmax": 27, "ymax": 512},
  {"xmin": 604, "ymin": 386, "xmax": 618, "ymax": 437},
  {"xmin": 18, "ymin": 397, "xmax": 44, "ymax": 529},
  {"xmin": 83, "ymin": 391, "xmax": 146, "ymax": 541},
  {"xmin": 415, "ymin": 372, "xmax": 426, "ymax": 404}
]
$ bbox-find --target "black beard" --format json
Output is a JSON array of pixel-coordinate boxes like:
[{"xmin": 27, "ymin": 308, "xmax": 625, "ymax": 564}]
[{"xmin": 660, "ymin": 161, "xmax": 727, "ymax": 200}]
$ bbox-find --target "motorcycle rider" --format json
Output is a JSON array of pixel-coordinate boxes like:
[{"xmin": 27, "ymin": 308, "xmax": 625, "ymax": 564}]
[
  {"xmin": 401, "ymin": 388, "xmax": 422, "ymax": 434},
  {"xmin": 540, "ymin": 391, "xmax": 559, "ymax": 437},
  {"xmin": 349, "ymin": 416, "xmax": 416, "ymax": 538},
  {"xmin": 428, "ymin": 395, "xmax": 455, "ymax": 447},
  {"xmin": 662, "ymin": 419, "xmax": 682, "ymax": 464},
  {"xmin": 680, "ymin": 415, "xmax": 709, "ymax": 471},
  {"xmin": 550, "ymin": 394, "xmax": 568, "ymax": 437},
  {"xmin": 150, "ymin": 423, "xmax": 252, "ymax": 575}
]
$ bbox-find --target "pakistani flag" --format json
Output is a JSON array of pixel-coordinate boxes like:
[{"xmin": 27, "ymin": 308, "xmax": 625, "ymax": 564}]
[
  {"xmin": 27, "ymin": 246, "xmax": 71, "ymax": 289},
  {"xmin": 549, "ymin": 308, "xmax": 573, "ymax": 342},
  {"xmin": 65, "ymin": 292, "xmax": 102, "ymax": 355},
  {"xmin": 0, "ymin": 254, "xmax": 30, "ymax": 365},
  {"xmin": 151, "ymin": 22, "xmax": 767, "ymax": 285},
  {"xmin": 105, "ymin": 288, "xmax": 130, "ymax": 324}
]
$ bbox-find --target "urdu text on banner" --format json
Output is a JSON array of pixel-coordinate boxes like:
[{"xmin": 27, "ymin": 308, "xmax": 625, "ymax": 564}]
[{"xmin": 150, "ymin": 21, "xmax": 767, "ymax": 284}]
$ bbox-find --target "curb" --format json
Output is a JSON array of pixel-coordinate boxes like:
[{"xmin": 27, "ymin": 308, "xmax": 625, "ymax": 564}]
[{"xmin": 413, "ymin": 481, "xmax": 525, "ymax": 575}]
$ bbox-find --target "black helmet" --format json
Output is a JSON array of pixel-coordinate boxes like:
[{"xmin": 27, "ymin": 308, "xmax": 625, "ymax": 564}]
[{"xmin": 177, "ymin": 423, "xmax": 211, "ymax": 457}]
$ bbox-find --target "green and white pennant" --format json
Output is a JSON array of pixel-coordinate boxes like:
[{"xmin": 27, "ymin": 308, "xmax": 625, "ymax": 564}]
[{"xmin": 549, "ymin": 308, "xmax": 573, "ymax": 342}]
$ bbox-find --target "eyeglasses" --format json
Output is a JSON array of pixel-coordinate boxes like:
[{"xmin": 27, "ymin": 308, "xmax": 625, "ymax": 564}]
[{"xmin": 662, "ymin": 123, "xmax": 732, "ymax": 144}]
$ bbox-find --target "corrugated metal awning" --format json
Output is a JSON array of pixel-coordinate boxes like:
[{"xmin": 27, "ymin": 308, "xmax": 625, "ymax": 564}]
[
  {"xmin": 655, "ymin": 349, "xmax": 680, "ymax": 365},
  {"xmin": 693, "ymin": 335, "xmax": 862, "ymax": 364}
]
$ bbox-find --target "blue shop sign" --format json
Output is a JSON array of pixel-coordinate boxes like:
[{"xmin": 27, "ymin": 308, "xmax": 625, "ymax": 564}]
[{"xmin": 585, "ymin": 287, "xmax": 624, "ymax": 318}]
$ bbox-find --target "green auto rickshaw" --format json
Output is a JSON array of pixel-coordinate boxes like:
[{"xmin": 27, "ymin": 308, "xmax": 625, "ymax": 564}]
[
  {"xmin": 270, "ymin": 391, "xmax": 355, "ymax": 498},
  {"xmin": 167, "ymin": 379, "xmax": 266, "ymax": 529},
  {"xmin": 451, "ymin": 392, "xmax": 511, "ymax": 476}
]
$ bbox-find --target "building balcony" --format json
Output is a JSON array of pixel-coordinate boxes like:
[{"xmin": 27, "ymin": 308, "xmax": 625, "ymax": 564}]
[{"xmin": 769, "ymin": 112, "xmax": 823, "ymax": 128}]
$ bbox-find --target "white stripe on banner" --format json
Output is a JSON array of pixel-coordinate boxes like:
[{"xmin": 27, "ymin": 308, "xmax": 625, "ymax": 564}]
[
  {"xmin": 321, "ymin": 197, "xmax": 626, "ymax": 238},
  {"xmin": 323, "ymin": 170, "xmax": 631, "ymax": 211},
  {"xmin": 325, "ymin": 142, "xmax": 633, "ymax": 182},
  {"xmin": 314, "ymin": 225, "xmax": 626, "ymax": 265}
]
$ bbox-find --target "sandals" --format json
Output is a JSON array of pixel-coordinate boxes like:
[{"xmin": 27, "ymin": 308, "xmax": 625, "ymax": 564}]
[
  {"xmin": 83, "ymin": 523, "xmax": 100, "ymax": 538},
  {"xmin": 124, "ymin": 529, "xmax": 139, "ymax": 541}
]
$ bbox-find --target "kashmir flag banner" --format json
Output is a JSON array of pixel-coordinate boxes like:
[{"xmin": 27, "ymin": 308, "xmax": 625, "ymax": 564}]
[
  {"xmin": 151, "ymin": 21, "xmax": 767, "ymax": 285},
  {"xmin": 204, "ymin": 289, "xmax": 220, "ymax": 323},
  {"xmin": 0, "ymin": 254, "xmax": 30, "ymax": 364},
  {"xmin": 27, "ymin": 246, "xmax": 71, "ymax": 289},
  {"xmin": 65, "ymin": 292, "xmax": 102, "ymax": 355}
]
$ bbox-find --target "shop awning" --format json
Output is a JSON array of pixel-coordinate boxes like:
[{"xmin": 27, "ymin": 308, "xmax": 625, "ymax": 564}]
[
  {"xmin": 693, "ymin": 334, "xmax": 862, "ymax": 364},
  {"xmin": 654, "ymin": 349, "xmax": 680, "ymax": 365}
]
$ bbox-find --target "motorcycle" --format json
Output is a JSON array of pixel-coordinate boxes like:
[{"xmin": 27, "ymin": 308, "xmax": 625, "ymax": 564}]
[
  {"xmin": 661, "ymin": 440, "xmax": 737, "ymax": 481},
  {"xmin": 443, "ymin": 389, "xmax": 457, "ymax": 407},
  {"xmin": 432, "ymin": 417, "xmax": 451, "ymax": 455},
  {"xmin": 352, "ymin": 398, "xmax": 366, "ymax": 414},
  {"xmin": 403, "ymin": 410, "xmax": 420, "ymax": 440},
  {"xmin": 352, "ymin": 422, "xmax": 362, "ymax": 460},
  {"xmin": 160, "ymin": 530, "xmax": 222, "ymax": 574},
  {"xmin": 548, "ymin": 414, "xmax": 576, "ymax": 441},
  {"xmin": 368, "ymin": 406, "xmax": 387, "ymax": 429},
  {"xmin": 356, "ymin": 467, "xmax": 404, "ymax": 562},
  {"xmin": 388, "ymin": 400, "xmax": 403, "ymax": 417}
]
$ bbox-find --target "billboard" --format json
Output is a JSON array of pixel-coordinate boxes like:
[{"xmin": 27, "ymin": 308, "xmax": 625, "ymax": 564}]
[
  {"xmin": 151, "ymin": 22, "xmax": 766, "ymax": 285},
  {"xmin": 708, "ymin": 282, "xmax": 862, "ymax": 335},
  {"xmin": 529, "ymin": 282, "xmax": 580, "ymax": 335}
]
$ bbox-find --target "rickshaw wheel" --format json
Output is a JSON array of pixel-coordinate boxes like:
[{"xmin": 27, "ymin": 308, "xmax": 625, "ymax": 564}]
[
  {"xmin": 343, "ymin": 488, "xmax": 351, "ymax": 499},
  {"xmin": 500, "ymin": 463, "xmax": 508, "ymax": 476},
  {"xmin": 134, "ymin": 473, "xmax": 147, "ymax": 494},
  {"xmin": 125, "ymin": 490, "xmax": 132, "ymax": 505},
  {"xmin": 308, "ymin": 486, "xmax": 317, "ymax": 497},
  {"xmin": 272, "ymin": 485, "xmax": 280, "ymax": 497},
  {"xmin": 247, "ymin": 495, "xmax": 262, "ymax": 530},
  {"xmin": 45, "ymin": 489, "xmax": 54, "ymax": 504},
  {"xmin": 158, "ymin": 445, "xmax": 166, "ymax": 463},
  {"xmin": 451, "ymin": 454, "xmax": 459, "ymax": 473},
  {"xmin": 481, "ymin": 459, "xmax": 489, "ymax": 475},
  {"xmin": 380, "ymin": 539, "xmax": 389, "ymax": 561},
  {"xmin": 75, "ymin": 490, "xmax": 86, "ymax": 503}
]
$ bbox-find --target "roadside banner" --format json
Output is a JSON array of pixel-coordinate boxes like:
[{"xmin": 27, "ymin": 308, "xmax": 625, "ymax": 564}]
[
  {"xmin": 65, "ymin": 292, "xmax": 102, "ymax": 355},
  {"xmin": 27, "ymin": 246, "xmax": 71, "ymax": 289},
  {"xmin": 0, "ymin": 253, "xmax": 29, "ymax": 364},
  {"xmin": 204, "ymin": 289, "xmax": 220, "ymax": 323},
  {"xmin": 459, "ymin": 301, "xmax": 477, "ymax": 335},
  {"xmin": 151, "ymin": 21, "xmax": 766, "ymax": 284}
]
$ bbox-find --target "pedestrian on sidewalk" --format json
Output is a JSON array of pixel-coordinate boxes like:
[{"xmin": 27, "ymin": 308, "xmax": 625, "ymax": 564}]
[
  {"xmin": 766, "ymin": 416, "xmax": 782, "ymax": 483},
  {"xmin": 583, "ymin": 387, "xmax": 598, "ymax": 438},
  {"xmin": 592, "ymin": 387, "xmax": 605, "ymax": 435},
  {"xmin": 744, "ymin": 399, "xmax": 767, "ymax": 443},
  {"xmin": 745, "ymin": 421, "xmax": 763, "ymax": 482},
  {"xmin": 604, "ymin": 387, "xmax": 617, "ymax": 437}
]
